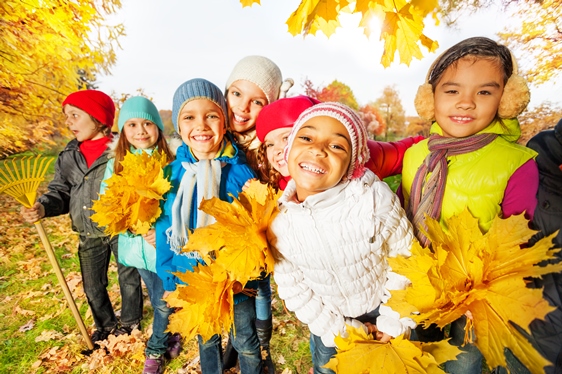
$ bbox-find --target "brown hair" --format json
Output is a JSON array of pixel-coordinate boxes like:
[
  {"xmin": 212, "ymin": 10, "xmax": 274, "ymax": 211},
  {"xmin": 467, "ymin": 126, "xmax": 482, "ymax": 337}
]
[
  {"xmin": 113, "ymin": 127, "xmax": 174, "ymax": 175},
  {"xmin": 256, "ymin": 142, "xmax": 282, "ymax": 190}
]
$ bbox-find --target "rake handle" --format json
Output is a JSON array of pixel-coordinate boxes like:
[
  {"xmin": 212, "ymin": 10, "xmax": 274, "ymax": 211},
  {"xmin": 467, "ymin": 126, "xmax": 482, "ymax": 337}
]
[{"xmin": 34, "ymin": 221, "xmax": 94, "ymax": 350}]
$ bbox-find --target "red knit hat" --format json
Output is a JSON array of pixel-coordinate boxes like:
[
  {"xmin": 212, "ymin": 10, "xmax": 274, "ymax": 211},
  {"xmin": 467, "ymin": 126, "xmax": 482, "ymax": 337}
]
[
  {"xmin": 62, "ymin": 90, "xmax": 115, "ymax": 128},
  {"xmin": 256, "ymin": 95, "xmax": 320, "ymax": 142}
]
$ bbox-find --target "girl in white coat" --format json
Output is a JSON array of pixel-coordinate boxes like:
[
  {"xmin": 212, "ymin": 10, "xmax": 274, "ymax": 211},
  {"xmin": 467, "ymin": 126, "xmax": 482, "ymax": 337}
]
[{"xmin": 267, "ymin": 102, "xmax": 416, "ymax": 374}]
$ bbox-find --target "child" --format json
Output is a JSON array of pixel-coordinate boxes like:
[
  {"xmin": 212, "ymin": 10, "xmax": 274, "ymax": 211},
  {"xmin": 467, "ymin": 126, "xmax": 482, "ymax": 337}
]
[
  {"xmin": 267, "ymin": 102, "xmax": 416, "ymax": 374},
  {"xmin": 402, "ymin": 36, "xmax": 539, "ymax": 373},
  {"xmin": 20, "ymin": 90, "xmax": 143, "ymax": 346},
  {"xmin": 101, "ymin": 96, "xmax": 180, "ymax": 374},
  {"xmin": 255, "ymin": 95, "xmax": 424, "ymax": 191},
  {"xmin": 526, "ymin": 118, "xmax": 562, "ymax": 374},
  {"xmin": 154, "ymin": 78, "xmax": 262, "ymax": 374},
  {"xmin": 223, "ymin": 55, "xmax": 293, "ymax": 372}
]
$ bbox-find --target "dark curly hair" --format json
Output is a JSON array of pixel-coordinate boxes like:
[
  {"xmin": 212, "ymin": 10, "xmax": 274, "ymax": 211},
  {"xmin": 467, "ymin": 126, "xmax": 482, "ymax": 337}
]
[{"xmin": 256, "ymin": 142, "xmax": 283, "ymax": 191}]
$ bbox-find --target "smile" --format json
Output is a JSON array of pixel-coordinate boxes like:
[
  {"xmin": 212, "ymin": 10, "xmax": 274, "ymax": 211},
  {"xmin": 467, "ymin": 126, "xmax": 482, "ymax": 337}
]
[
  {"xmin": 234, "ymin": 114, "xmax": 249, "ymax": 123},
  {"xmin": 300, "ymin": 162, "xmax": 326, "ymax": 174},
  {"xmin": 450, "ymin": 116, "xmax": 473, "ymax": 121},
  {"xmin": 193, "ymin": 135, "xmax": 213, "ymax": 141}
]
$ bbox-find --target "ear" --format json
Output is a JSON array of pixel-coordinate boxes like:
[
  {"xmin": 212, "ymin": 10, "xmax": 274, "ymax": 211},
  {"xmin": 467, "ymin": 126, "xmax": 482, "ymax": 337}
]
[
  {"xmin": 414, "ymin": 83, "xmax": 435, "ymax": 121},
  {"xmin": 498, "ymin": 74, "xmax": 530, "ymax": 118}
]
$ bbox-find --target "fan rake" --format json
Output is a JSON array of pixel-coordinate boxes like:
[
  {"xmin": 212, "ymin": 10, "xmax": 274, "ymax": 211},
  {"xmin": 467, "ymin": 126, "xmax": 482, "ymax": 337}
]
[{"xmin": 0, "ymin": 155, "xmax": 94, "ymax": 350}]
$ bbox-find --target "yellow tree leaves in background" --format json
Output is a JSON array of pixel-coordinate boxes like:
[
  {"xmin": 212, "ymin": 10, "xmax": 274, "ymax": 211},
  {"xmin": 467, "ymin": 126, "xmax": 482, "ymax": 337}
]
[
  {"xmin": 325, "ymin": 326, "xmax": 462, "ymax": 373},
  {"xmin": 0, "ymin": 0, "xmax": 124, "ymax": 155},
  {"xmin": 239, "ymin": 0, "xmax": 440, "ymax": 67},
  {"xmin": 387, "ymin": 210, "xmax": 562, "ymax": 372},
  {"xmin": 166, "ymin": 181, "xmax": 280, "ymax": 341}
]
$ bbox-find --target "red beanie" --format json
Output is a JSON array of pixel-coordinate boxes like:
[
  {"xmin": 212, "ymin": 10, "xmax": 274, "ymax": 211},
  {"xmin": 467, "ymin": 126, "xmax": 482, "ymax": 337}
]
[
  {"xmin": 62, "ymin": 90, "xmax": 115, "ymax": 128},
  {"xmin": 256, "ymin": 95, "xmax": 320, "ymax": 142}
]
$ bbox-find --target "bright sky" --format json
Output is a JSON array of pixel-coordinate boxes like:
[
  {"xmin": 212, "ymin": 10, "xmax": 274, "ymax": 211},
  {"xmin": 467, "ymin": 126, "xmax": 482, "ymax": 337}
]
[{"xmin": 96, "ymin": 0, "xmax": 562, "ymax": 117}]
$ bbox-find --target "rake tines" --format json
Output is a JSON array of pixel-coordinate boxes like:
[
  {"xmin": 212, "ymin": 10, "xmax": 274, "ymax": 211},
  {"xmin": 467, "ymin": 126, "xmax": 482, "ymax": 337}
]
[{"xmin": 0, "ymin": 155, "xmax": 54, "ymax": 208}]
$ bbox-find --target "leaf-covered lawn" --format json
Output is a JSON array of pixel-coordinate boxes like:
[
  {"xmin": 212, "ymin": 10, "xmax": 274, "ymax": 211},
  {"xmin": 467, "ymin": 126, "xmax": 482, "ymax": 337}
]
[{"xmin": 0, "ymin": 184, "xmax": 312, "ymax": 373}]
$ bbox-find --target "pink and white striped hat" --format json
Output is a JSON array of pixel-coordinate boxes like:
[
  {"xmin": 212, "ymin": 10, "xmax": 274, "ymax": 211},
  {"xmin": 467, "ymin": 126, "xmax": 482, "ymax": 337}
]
[{"xmin": 284, "ymin": 102, "xmax": 370, "ymax": 180}]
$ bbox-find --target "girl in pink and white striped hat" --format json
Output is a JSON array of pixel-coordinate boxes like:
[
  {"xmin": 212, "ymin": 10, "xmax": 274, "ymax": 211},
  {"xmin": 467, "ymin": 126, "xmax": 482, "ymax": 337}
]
[{"xmin": 267, "ymin": 102, "xmax": 416, "ymax": 374}]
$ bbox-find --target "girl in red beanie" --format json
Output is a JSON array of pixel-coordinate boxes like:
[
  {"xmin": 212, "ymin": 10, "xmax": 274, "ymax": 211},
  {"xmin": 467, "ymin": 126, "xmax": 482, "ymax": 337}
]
[{"xmin": 20, "ymin": 89, "xmax": 143, "ymax": 348}]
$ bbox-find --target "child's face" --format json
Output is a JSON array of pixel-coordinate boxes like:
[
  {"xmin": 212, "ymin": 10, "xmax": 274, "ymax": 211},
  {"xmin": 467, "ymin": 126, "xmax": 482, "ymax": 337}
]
[
  {"xmin": 265, "ymin": 127, "xmax": 292, "ymax": 177},
  {"xmin": 64, "ymin": 105, "xmax": 105, "ymax": 142},
  {"xmin": 177, "ymin": 99, "xmax": 226, "ymax": 160},
  {"xmin": 227, "ymin": 80, "xmax": 268, "ymax": 133},
  {"xmin": 434, "ymin": 57, "xmax": 504, "ymax": 138},
  {"xmin": 288, "ymin": 116, "xmax": 352, "ymax": 202},
  {"xmin": 122, "ymin": 118, "xmax": 159, "ymax": 150}
]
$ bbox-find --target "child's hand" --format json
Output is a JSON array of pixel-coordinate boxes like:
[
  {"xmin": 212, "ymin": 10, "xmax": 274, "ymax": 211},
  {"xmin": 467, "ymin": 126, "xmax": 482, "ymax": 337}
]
[
  {"xmin": 143, "ymin": 229, "xmax": 156, "ymax": 246},
  {"xmin": 242, "ymin": 178, "xmax": 258, "ymax": 191},
  {"xmin": 232, "ymin": 281, "xmax": 258, "ymax": 297},
  {"xmin": 20, "ymin": 202, "xmax": 45, "ymax": 223},
  {"xmin": 364, "ymin": 322, "xmax": 392, "ymax": 343}
]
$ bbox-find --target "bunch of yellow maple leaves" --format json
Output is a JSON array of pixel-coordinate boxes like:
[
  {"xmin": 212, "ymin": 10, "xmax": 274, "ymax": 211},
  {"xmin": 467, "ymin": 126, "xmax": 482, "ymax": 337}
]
[
  {"xmin": 91, "ymin": 150, "xmax": 171, "ymax": 236},
  {"xmin": 165, "ymin": 181, "xmax": 280, "ymax": 343}
]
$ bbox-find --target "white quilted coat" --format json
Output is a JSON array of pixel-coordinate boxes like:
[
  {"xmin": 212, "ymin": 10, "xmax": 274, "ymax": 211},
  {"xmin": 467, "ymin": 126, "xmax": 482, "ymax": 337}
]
[{"xmin": 267, "ymin": 170, "xmax": 416, "ymax": 347}]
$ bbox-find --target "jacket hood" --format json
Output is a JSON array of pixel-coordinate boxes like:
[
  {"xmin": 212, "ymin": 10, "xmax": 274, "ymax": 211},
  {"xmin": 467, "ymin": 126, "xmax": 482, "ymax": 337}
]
[{"xmin": 430, "ymin": 118, "xmax": 521, "ymax": 143}]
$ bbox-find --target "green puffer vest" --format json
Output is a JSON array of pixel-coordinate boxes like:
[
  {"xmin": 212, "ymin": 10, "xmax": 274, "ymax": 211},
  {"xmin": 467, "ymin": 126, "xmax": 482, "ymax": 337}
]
[{"xmin": 402, "ymin": 119, "xmax": 536, "ymax": 232}]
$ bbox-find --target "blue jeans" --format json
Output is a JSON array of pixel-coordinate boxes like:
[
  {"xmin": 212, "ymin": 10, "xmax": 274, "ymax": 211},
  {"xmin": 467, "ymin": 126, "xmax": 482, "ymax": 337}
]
[
  {"xmin": 255, "ymin": 274, "xmax": 272, "ymax": 321},
  {"xmin": 137, "ymin": 268, "xmax": 172, "ymax": 357},
  {"xmin": 309, "ymin": 308, "xmax": 380, "ymax": 374},
  {"xmin": 444, "ymin": 316, "xmax": 483, "ymax": 374},
  {"xmin": 78, "ymin": 236, "xmax": 143, "ymax": 331},
  {"xmin": 198, "ymin": 298, "xmax": 262, "ymax": 374}
]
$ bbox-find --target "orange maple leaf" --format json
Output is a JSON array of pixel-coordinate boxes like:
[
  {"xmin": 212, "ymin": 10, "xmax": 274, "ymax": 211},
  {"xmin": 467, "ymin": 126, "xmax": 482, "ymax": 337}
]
[
  {"xmin": 387, "ymin": 209, "xmax": 562, "ymax": 372},
  {"xmin": 182, "ymin": 180, "xmax": 280, "ymax": 284},
  {"xmin": 325, "ymin": 325, "xmax": 462, "ymax": 373}
]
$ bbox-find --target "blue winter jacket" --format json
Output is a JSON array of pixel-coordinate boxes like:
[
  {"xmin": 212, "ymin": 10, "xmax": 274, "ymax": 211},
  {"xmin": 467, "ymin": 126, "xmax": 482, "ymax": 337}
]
[{"xmin": 155, "ymin": 136, "xmax": 257, "ymax": 305}]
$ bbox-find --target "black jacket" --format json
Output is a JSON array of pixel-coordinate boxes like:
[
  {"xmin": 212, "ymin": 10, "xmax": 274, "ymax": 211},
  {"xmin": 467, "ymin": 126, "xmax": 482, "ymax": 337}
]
[{"xmin": 39, "ymin": 139, "xmax": 109, "ymax": 238}]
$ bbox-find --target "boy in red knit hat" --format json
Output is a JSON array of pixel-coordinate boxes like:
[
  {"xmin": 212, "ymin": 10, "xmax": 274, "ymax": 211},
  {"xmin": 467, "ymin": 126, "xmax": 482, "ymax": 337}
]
[{"xmin": 21, "ymin": 89, "xmax": 143, "ymax": 348}]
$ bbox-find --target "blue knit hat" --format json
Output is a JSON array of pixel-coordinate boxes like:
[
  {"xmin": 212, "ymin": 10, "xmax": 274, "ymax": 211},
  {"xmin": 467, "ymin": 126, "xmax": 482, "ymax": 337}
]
[
  {"xmin": 117, "ymin": 96, "xmax": 164, "ymax": 132},
  {"xmin": 172, "ymin": 78, "xmax": 228, "ymax": 132}
]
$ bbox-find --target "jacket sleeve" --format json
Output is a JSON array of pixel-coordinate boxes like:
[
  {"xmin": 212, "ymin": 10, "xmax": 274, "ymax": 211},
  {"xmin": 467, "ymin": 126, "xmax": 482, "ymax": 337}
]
[
  {"xmin": 38, "ymin": 152, "xmax": 71, "ymax": 218},
  {"xmin": 155, "ymin": 209, "xmax": 178, "ymax": 291},
  {"xmin": 373, "ymin": 184, "xmax": 417, "ymax": 337},
  {"xmin": 274, "ymin": 256, "xmax": 349, "ymax": 347},
  {"xmin": 502, "ymin": 159, "xmax": 538, "ymax": 221},
  {"xmin": 365, "ymin": 136, "xmax": 424, "ymax": 179}
]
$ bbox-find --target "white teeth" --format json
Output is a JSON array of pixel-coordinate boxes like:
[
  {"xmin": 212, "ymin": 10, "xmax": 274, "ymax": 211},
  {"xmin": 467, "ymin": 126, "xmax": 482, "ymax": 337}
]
[
  {"xmin": 234, "ymin": 114, "xmax": 248, "ymax": 122},
  {"xmin": 452, "ymin": 116, "xmax": 472, "ymax": 121},
  {"xmin": 193, "ymin": 135, "xmax": 212, "ymax": 141},
  {"xmin": 301, "ymin": 163, "xmax": 325, "ymax": 174}
]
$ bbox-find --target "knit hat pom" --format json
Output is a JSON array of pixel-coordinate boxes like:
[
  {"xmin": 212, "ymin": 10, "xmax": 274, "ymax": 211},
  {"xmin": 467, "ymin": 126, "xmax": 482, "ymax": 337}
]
[
  {"xmin": 118, "ymin": 96, "xmax": 164, "ymax": 132},
  {"xmin": 255, "ymin": 95, "xmax": 320, "ymax": 142},
  {"xmin": 226, "ymin": 55, "xmax": 291, "ymax": 104},
  {"xmin": 172, "ymin": 78, "xmax": 228, "ymax": 133},
  {"xmin": 285, "ymin": 102, "xmax": 370, "ymax": 181},
  {"xmin": 62, "ymin": 90, "xmax": 115, "ymax": 128}
]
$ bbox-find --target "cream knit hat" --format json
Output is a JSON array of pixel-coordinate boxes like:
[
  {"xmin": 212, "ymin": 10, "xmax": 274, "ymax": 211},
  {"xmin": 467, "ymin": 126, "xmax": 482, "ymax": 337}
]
[{"xmin": 225, "ymin": 55, "xmax": 293, "ymax": 104}]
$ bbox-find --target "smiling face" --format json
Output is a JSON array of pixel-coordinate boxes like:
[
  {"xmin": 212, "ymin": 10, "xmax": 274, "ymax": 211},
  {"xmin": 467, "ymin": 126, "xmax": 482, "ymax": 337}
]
[
  {"xmin": 433, "ymin": 57, "xmax": 505, "ymax": 138},
  {"xmin": 122, "ymin": 118, "xmax": 159, "ymax": 150},
  {"xmin": 288, "ymin": 116, "xmax": 352, "ymax": 202},
  {"xmin": 64, "ymin": 105, "xmax": 105, "ymax": 142},
  {"xmin": 226, "ymin": 80, "xmax": 268, "ymax": 133},
  {"xmin": 177, "ymin": 99, "xmax": 226, "ymax": 160},
  {"xmin": 264, "ymin": 127, "xmax": 292, "ymax": 177}
]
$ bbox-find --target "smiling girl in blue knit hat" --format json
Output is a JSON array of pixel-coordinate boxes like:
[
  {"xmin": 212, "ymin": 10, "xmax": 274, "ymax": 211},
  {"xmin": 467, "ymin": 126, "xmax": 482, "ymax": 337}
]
[{"xmin": 154, "ymin": 78, "xmax": 263, "ymax": 374}]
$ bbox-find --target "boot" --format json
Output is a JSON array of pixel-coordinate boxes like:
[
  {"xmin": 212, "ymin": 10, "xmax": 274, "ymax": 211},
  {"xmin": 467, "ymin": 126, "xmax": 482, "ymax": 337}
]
[
  {"xmin": 222, "ymin": 336, "xmax": 238, "ymax": 370},
  {"xmin": 256, "ymin": 317, "xmax": 276, "ymax": 374}
]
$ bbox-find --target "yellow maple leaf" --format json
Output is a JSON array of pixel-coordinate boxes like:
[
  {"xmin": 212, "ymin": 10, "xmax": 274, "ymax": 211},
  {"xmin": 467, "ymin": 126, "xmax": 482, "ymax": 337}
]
[
  {"xmin": 182, "ymin": 180, "xmax": 280, "ymax": 284},
  {"xmin": 91, "ymin": 150, "xmax": 171, "ymax": 236},
  {"xmin": 387, "ymin": 209, "xmax": 562, "ymax": 372},
  {"xmin": 166, "ymin": 263, "xmax": 235, "ymax": 343},
  {"xmin": 238, "ymin": 0, "xmax": 260, "ymax": 7},
  {"xmin": 325, "ymin": 325, "xmax": 462, "ymax": 373}
]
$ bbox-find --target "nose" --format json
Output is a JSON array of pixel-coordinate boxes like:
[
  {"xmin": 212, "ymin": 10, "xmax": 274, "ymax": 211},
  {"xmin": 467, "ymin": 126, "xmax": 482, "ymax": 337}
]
[
  {"xmin": 456, "ymin": 93, "xmax": 476, "ymax": 110},
  {"xmin": 308, "ymin": 143, "xmax": 327, "ymax": 157},
  {"xmin": 238, "ymin": 98, "xmax": 250, "ymax": 112}
]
